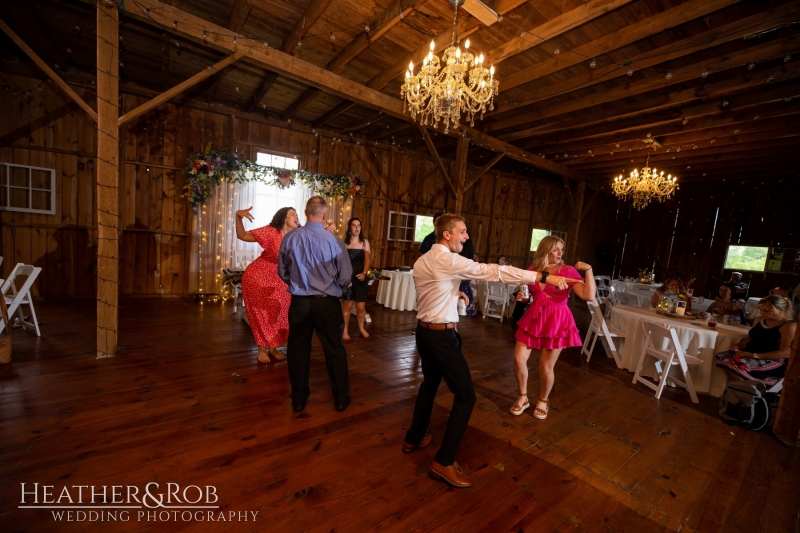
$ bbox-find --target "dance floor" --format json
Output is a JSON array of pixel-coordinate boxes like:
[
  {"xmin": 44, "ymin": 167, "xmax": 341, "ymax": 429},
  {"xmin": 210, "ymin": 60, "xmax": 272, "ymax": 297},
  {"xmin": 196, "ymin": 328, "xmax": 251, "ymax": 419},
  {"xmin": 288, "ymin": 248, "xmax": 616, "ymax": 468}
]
[{"xmin": 0, "ymin": 298, "xmax": 797, "ymax": 532}]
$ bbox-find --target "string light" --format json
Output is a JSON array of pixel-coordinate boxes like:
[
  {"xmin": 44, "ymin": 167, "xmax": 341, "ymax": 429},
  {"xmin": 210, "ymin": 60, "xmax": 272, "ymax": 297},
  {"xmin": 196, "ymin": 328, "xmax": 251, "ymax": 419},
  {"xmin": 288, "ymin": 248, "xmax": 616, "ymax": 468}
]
[
  {"xmin": 589, "ymin": 58, "xmax": 596, "ymax": 68},
  {"xmin": 665, "ymin": 70, "xmax": 672, "ymax": 79}
]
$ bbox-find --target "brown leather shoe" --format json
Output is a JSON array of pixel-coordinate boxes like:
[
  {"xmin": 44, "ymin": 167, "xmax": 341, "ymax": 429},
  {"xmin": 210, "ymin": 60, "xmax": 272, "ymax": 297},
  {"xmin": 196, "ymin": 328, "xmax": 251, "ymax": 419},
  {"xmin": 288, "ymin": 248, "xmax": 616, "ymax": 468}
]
[
  {"xmin": 401, "ymin": 433, "xmax": 432, "ymax": 454},
  {"xmin": 429, "ymin": 460, "xmax": 472, "ymax": 488}
]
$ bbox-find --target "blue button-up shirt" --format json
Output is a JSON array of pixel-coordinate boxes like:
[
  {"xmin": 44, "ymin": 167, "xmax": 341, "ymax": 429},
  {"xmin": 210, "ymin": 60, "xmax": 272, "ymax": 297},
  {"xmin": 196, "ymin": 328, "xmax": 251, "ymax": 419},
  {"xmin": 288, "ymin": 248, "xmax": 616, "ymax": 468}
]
[{"xmin": 278, "ymin": 222, "xmax": 353, "ymax": 297}]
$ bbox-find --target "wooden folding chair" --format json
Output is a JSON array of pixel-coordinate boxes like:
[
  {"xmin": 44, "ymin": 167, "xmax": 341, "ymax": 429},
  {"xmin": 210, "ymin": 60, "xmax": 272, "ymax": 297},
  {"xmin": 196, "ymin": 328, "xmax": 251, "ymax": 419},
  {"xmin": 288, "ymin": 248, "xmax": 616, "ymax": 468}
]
[
  {"xmin": 0, "ymin": 263, "xmax": 42, "ymax": 336},
  {"xmin": 582, "ymin": 301, "xmax": 625, "ymax": 368},
  {"xmin": 632, "ymin": 320, "xmax": 702, "ymax": 403}
]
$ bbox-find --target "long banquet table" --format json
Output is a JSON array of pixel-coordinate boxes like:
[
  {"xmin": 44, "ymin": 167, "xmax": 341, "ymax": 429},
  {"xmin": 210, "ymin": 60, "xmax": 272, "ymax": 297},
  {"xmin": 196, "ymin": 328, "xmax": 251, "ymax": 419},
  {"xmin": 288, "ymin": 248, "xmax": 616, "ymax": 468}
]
[
  {"xmin": 376, "ymin": 270, "xmax": 416, "ymax": 311},
  {"xmin": 608, "ymin": 305, "xmax": 748, "ymax": 397}
]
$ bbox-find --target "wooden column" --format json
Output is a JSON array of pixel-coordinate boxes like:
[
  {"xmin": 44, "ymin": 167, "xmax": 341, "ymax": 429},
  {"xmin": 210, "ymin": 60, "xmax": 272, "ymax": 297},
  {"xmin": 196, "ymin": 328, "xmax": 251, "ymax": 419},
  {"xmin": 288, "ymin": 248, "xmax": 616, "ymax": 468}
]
[
  {"xmin": 773, "ymin": 325, "xmax": 800, "ymax": 446},
  {"xmin": 96, "ymin": 1, "xmax": 120, "ymax": 358},
  {"xmin": 453, "ymin": 136, "xmax": 469, "ymax": 214},
  {"xmin": 566, "ymin": 180, "xmax": 586, "ymax": 260}
]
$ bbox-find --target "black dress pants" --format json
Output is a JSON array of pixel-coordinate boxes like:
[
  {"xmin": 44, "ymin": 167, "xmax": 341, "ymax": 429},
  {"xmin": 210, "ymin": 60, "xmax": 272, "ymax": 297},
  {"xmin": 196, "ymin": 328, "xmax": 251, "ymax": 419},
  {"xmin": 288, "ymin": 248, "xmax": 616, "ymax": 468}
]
[
  {"xmin": 287, "ymin": 295, "xmax": 349, "ymax": 404},
  {"xmin": 405, "ymin": 327, "xmax": 476, "ymax": 466}
]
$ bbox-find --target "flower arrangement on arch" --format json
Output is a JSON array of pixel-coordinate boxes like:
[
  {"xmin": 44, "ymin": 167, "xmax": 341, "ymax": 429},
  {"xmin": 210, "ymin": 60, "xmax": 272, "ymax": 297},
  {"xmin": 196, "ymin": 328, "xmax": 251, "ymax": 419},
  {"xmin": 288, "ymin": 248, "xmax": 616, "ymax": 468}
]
[{"xmin": 182, "ymin": 145, "xmax": 366, "ymax": 208}]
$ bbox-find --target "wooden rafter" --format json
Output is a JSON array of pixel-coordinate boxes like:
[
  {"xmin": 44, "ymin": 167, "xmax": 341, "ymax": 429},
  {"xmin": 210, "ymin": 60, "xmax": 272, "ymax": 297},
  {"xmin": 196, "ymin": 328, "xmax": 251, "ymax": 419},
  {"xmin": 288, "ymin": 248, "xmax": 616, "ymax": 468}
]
[
  {"xmin": 0, "ymin": 18, "xmax": 96, "ymax": 121},
  {"xmin": 342, "ymin": 111, "xmax": 386, "ymax": 133},
  {"xmin": 491, "ymin": 2, "xmax": 800, "ymax": 115},
  {"xmin": 420, "ymin": 126, "xmax": 459, "ymax": 197},
  {"xmin": 20, "ymin": 1, "xmax": 70, "ymax": 73},
  {"xmin": 124, "ymin": 0, "xmax": 581, "ymax": 179},
  {"xmin": 280, "ymin": 0, "xmax": 417, "ymax": 121},
  {"xmin": 493, "ymin": 36, "xmax": 800, "ymax": 137},
  {"xmin": 246, "ymin": 0, "xmax": 334, "ymax": 112},
  {"xmin": 228, "ymin": 0, "xmax": 252, "ymax": 33},
  {"xmin": 119, "ymin": 51, "xmax": 245, "ymax": 126},
  {"xmin": 486, "ymin": 0, "xmax": 635, "ymax": 65},
  {"xmin": 501, "ymin": 0, "xmax": 741, "ymax": 92},
  {"xmin": 464, "ymin": 151, "xmax": 505, "ymax": 191}
]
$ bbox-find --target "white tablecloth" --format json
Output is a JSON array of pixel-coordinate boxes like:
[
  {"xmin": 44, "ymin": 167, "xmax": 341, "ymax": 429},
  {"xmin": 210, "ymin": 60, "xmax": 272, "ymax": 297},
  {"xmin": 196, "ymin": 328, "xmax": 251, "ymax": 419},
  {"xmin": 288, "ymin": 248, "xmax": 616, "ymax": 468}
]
[
  {"xmin": 609, "ymin": 305, "xmax": 748, "ymax": 397},
  {"xmin": 376, "ymin": 270, "xmax": 416, "ymax": 311}
]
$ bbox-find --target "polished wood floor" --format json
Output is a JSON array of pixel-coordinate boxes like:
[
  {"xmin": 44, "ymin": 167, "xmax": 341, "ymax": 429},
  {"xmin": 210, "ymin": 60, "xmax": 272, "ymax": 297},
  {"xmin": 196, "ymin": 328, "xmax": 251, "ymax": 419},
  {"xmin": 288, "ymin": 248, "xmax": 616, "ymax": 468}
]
[{"xmin": 1, "ymin": 298, "xmax": 797, "ymax": 533}]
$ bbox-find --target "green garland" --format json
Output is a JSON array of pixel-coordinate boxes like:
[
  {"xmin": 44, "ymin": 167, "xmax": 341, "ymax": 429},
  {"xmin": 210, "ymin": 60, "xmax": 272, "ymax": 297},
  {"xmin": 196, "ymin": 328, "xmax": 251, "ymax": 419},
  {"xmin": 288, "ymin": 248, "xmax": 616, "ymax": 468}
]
[{"xmin": 183, "ymin": 145, "xmax": 365, "ymax": 208}]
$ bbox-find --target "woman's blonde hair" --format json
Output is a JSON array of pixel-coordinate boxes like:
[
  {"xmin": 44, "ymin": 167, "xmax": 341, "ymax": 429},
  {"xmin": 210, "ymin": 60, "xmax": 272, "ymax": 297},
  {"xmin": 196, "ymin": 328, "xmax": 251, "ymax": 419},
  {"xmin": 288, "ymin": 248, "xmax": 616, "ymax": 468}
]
[
  {"xmin": 758, "ymin": 294, "xmax": 796, "ymax": 320},
  {"xmin": 531, "ymin": 235, "xmax": 564, "ymax": 273}
]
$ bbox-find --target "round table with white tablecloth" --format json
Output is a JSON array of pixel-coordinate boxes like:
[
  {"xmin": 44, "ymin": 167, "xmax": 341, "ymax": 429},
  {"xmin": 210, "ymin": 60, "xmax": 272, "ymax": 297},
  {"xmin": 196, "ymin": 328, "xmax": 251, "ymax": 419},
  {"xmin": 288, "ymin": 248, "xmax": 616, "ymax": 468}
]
[
  {"xmin": 376, "ymin": 270, "xmax": 416, "ymax": 311},
  {"xmin": 608, "ymin": 305, "xmax": 748, "ymax": 397}
]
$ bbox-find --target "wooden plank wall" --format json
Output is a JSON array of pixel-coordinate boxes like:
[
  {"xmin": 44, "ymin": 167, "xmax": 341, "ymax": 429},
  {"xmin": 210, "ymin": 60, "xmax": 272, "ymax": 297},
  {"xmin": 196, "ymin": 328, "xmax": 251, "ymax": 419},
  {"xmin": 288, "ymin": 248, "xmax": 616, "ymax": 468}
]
[
  {"xmin": 0, "ymin": 73, "xmax": 618, "ymax": 297},
  {"xmin": 612, "ymin": 186, "xmax": 800, "ymax": 298}
]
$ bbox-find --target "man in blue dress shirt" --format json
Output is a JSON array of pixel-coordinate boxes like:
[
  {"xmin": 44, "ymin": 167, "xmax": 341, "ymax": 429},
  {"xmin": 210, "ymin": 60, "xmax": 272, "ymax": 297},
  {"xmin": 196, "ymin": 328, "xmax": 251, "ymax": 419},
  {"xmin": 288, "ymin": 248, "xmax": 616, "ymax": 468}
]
[{"xmin": 279, "ymin": 196, "xmax": 353, "ymax": 412}]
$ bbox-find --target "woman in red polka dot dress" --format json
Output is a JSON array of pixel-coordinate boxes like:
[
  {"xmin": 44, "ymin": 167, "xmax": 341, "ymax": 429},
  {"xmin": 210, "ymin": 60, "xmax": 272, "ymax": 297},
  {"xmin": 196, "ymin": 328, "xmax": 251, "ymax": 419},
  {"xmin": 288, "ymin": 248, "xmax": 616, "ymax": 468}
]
[{"xmin": 235, "ymin": 206, "xmax": 299, "ymax": 363}]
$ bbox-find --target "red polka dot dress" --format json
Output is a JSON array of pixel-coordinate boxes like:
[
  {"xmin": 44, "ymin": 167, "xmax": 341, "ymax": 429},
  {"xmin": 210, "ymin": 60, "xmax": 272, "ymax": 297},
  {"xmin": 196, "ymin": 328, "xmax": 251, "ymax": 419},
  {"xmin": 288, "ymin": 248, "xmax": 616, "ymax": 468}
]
[{"xmin": 242, "ymin": 226, "xmax": 291, "ymax": 349}]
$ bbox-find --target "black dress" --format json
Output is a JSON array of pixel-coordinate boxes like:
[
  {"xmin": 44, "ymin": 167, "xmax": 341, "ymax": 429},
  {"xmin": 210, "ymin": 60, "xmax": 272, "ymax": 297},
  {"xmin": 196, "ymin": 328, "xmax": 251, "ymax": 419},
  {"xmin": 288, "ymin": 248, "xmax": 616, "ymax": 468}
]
[{"xmin": 341, "ymin": 241, "xmax": 368, "ymax": 302}]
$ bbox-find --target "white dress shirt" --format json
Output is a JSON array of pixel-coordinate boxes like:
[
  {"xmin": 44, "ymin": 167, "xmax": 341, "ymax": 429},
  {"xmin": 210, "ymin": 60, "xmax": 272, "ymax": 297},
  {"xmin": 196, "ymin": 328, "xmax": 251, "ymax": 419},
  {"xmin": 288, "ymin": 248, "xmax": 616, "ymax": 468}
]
[{"xmin": 414, "ymin": 244, "xmax": 539, "ymax": 324}]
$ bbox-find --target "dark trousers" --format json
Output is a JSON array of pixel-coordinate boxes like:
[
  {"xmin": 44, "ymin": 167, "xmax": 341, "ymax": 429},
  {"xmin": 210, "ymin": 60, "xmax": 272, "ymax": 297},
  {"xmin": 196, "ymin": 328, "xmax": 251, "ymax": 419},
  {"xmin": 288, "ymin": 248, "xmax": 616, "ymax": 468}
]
[
  {"xmin": 287, "ymin": 296, "xmax": 349, "ymax": 404},
  {"xmin": 405, "ymin": 327, "xmax": 476, "ymax": 466}
]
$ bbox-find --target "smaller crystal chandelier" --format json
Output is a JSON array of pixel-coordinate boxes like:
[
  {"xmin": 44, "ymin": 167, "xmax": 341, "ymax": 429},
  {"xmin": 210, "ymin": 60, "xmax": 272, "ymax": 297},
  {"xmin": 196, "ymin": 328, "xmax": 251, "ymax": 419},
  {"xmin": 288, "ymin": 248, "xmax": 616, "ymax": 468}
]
[
  {"xmin": 612, "ymin": 140, "xmax": 678, "ymax": 210},
  {"xmin": 401, "ymin": 0, "xmax": 498, "ymax": 134}
]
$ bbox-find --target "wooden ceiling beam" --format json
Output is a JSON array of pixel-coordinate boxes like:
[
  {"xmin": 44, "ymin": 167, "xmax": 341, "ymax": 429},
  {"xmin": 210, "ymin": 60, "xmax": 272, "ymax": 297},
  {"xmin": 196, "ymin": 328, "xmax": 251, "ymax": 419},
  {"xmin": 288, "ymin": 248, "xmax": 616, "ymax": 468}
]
[
  {"xmin": 280, "ymin": 0, "xmax": 418, "ymax": 121},
  {"xmin": 501, "ymin": 0, "xmax": 741, "ymax": 92},
  {"xmin": 0, "ymin": 18, "xmax": 96, "ymax": 121},
  {"xmin": 342, "ymin": 111, "xmax": 386, "ymax": 133},
  {"xmin": 374, "ymin": 122, "xmax": 413, "ymax": 140},
  {"xmin": 502, "ymin": 54, "xmax": 800, "ymax": 141},
  {"xmin": 246, "ymin": 0, "xmax": 334, "ymax": 112},
  {"xmin": 313, "ymin": 101, "xmax": 356, "ymax": 128},
  {"xmin": 464, "ymin": 151, "xmax": 505, "ymax": 191},
  {"xmin": 119, "ymin": 51, "xmax": 245, "ymax": 126},
  {"xmin": 519, "ymin": 84, "xmax": 800, "ymax": 149},
  {"xmin": 19, "ymin": 1, "xmax": 70, "ymax": 73},
  {"xmin": 539, "ymin": 113, "xmax": 800, "ymax": 158},
  {"xmin": 228, "ymin": 0, "xmax": 252, "ymax": 33},
  {"xmin": 491, "ymin": 35, "xmax": 800, "ymax": 134},
  {"xmin": 420, "ymin": 126, "xmax": 459, "ymax": 197},
  {"xmin": 125, "ymin": 0, "xmax": 580, "ymax": 179},
  {"xmin": 491, "ymin": 2, "xmax": 800, "ymax": 114},
  {"xmin": 487, "ymin": 0, "xmax": 635, "ymax": 65}
]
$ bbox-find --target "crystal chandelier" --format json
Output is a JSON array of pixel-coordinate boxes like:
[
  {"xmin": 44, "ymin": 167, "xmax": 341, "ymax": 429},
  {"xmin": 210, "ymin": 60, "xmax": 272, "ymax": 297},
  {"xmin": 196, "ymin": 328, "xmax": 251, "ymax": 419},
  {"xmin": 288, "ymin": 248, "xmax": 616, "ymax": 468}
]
[
  {"xmin": 401, "ymin": 0, "xmax": 498, "ymax": 134},
  {"xmin": 612, "ymin": 141, "xmax": 679, "ymax": 210}
]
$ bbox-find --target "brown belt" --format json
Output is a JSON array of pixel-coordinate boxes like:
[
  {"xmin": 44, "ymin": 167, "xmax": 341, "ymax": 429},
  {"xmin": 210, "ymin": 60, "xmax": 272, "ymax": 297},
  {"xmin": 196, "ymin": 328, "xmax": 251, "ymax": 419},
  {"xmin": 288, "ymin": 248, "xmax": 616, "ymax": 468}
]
[{"xmin": 417, "ymin": 321, "xmax": 456, "ymax": 330}]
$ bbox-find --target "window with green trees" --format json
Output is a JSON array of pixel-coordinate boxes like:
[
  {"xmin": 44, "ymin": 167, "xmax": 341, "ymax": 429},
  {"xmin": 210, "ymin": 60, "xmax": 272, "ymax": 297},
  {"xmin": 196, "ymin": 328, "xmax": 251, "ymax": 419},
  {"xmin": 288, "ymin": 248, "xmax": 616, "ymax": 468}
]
[{"xmin": 724, "ymin": 245, "xmax": 768, "ymax": 271}]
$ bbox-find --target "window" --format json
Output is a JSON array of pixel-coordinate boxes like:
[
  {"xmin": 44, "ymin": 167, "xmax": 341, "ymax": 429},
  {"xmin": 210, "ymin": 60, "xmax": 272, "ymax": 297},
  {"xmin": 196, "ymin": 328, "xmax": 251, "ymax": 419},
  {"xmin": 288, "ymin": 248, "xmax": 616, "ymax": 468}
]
[
  {"xmin": 724, "ymin": 245, "xmax": 768, "ymax": 272},
  {"xmin": 387, "ymin": 211, "xmax": 415, "ymax": 242},
  {"xmin": 249, "ymin": 150, "xmax": 309, "ymax": 226},
  {"xmin": 0, "ymin": 163, "xmax": 56, "ymax": 215},
  {"xmin": 255, "ymin": 151, "xmax": 299, "ymax": 171},
  {"xmin": 530, "ymin": 228, "xmax": 567, "ymax": 251},
  {"xmin": 414, "ymin": 214, "xmax": 434, "ymax": 242}
]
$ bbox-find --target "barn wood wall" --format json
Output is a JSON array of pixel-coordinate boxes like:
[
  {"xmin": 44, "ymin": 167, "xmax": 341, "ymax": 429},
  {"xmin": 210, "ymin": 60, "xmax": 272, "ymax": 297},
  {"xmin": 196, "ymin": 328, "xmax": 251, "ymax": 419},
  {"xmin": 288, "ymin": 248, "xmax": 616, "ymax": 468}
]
[
  {"xmin": 610, "ymin": 187, "xmax": 800, "ymax": 298},
  {"xmin": 1, "ymin": 73, "xmax": 613, "ymax": 297}
]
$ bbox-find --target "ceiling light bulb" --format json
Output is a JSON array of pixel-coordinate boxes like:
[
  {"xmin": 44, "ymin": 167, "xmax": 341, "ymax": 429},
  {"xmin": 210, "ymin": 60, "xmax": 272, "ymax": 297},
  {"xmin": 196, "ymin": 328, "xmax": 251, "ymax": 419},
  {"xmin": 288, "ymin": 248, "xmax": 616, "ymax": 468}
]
[
  {"xmin": 554, "ymin": 45, "xmax": 560, "ymax": 55},
  {"xmin": 665, "ymin": 70, "xmax": 672, "ymax": 80},
  {"xmin": 785, "ymin": 54, "xmax": 791, "ymax": 63},
  {"xmin": 627, "ymin": 68, "xmax": 633, "ymax": 76},
  {"xmin": 589, "ymin": 58, "xmax": 596, "ymax": 68},
  {"xmin": 465, "ymin": 39, "xmax": 470, "ymax": 49},
  {"xmin": 430, "ymin": 40, "xmax": 435, "ymax": 51},
  {"xmin": 748, "ymin": 62, "xmax": 755, "ymax": 70},
  {"xmin": 702, "ymin": 68, "xmax": 709, "ymax": 78}
]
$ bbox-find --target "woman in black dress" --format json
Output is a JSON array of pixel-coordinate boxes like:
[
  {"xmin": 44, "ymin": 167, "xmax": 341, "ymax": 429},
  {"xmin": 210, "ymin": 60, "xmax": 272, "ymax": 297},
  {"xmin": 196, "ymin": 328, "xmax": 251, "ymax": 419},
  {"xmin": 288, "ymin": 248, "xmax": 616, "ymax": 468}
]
[
  {"xmin": 341, "ymin": 217, "xmax": 372, "ymax": 340},
  {"xmin": 715, "ymin": 295, "xmax": 795, "ymax": 387}
]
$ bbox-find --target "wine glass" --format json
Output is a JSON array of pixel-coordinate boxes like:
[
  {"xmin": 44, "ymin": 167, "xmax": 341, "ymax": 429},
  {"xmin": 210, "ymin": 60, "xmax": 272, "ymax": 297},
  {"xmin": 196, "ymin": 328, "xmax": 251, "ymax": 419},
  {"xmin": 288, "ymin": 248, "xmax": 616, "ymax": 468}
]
[
  {"xmin": 686, "ymin": 288, "xmax": 694, "ymax": 298},
  {"xmin": 707, "ymin": 313, "xmax": 718, "ymax": 328}
]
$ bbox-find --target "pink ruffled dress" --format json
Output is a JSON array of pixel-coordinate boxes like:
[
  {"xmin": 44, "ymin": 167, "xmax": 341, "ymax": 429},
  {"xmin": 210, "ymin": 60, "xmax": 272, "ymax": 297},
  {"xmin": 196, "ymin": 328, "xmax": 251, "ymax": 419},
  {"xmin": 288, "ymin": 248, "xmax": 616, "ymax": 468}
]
[{"xmin": 515, "ymin": 265, "xmax": 583, "ymax": 350}]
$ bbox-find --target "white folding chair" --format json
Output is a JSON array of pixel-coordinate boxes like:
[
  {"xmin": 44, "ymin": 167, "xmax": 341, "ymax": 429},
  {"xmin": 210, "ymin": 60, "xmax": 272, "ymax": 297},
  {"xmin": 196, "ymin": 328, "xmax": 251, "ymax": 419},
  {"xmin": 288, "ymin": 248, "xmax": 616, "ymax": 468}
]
[
  {"xmin": 594, "ymin": 275, "xmax": 611, "ymax": 298},
  {"xmin": 582, "ymin": 301, "xmax": 625, "ymax": 368},
  {"xmin": 482, "ymin": 281, "xmax": 508, "ymax": 322},
  {"xmin": 0, "ymin": 263, "xmax": 42, "ymax": 336},
  {"xmin": 632, "ymin": 321, "xmax": 702, "ymax": 403},
  {"xmin": 232, "ymin": 250, "xmax": 257, "ymax": 313}
]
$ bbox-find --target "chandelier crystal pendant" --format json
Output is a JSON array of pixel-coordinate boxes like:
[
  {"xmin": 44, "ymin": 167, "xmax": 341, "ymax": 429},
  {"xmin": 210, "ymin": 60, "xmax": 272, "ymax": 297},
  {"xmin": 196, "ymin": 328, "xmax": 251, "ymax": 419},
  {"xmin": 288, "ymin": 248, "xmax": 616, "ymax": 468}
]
[
  {"xmin": 612, "ymin": 141, "xmax": 678, "ymax": 210},
  {"xmin": 401, "ymin": 0, "xmax": 498, "ymax": 134}
]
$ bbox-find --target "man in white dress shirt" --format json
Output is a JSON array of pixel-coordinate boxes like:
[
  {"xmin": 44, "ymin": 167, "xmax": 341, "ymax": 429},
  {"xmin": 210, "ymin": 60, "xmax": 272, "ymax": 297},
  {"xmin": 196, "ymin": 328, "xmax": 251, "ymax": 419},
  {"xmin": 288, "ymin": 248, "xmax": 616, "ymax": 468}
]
[{"xmin": 401, "ymin": 214, "xmax": 577, "ymax": 488}]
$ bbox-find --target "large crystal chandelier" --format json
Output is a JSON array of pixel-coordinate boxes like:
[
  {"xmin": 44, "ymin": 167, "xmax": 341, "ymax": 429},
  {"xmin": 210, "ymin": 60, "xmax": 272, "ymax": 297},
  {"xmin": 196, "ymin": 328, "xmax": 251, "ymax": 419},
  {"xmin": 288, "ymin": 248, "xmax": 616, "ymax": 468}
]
[
  {"xmin": 612, "ymin": 141, "xmax": 679, "ymax": 210},
  {"xmin": 401, "ymin": 0, "xmax": 498, "ymax": 134}
]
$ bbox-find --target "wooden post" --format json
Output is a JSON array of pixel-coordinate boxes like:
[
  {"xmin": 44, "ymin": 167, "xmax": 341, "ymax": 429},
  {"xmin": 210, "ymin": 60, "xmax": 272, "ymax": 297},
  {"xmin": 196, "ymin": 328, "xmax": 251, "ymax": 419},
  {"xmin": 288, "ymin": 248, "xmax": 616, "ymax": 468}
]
[
  {"xmin": 96, "ymin": 0, "xmax": 120, "ymax": 358},
  {"xmin": 773, "ymin": 325, "xmax": 800, "ymax": 446},
  {"xmin": 566, "ymin": 181, "xmax": 586, "ymax": 261},
  {"xmin": 453, "ymin": 136, "xmax": 469, "ymax": 214}
]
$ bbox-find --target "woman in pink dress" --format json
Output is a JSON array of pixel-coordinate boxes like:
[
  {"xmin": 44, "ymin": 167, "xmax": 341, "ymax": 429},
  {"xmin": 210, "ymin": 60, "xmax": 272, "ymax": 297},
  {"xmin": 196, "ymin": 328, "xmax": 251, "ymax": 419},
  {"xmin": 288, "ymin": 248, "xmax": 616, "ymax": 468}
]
[
  {"xmin": 510, "ymin": 236, "xmax": 595, "ymax": 419},
  {"xmin": 235, "ymin": 206, "xmax": 299, "ymax": 363}
]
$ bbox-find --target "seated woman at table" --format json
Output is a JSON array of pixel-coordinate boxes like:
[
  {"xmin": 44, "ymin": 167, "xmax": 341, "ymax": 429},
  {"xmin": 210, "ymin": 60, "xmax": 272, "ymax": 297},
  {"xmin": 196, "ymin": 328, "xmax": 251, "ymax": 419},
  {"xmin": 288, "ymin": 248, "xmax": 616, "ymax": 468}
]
[
  {"xmin": 715, "ymin": 295, "xmax": 796, "ymax": 387},
  {"xmin": 650, "ymin": 277, "xmax": 692, "ymax": 313},
  {"xmin": 235, "ymin": 206, "xmax": 299, "ymax": 363},
  {"xmin": 341, "ymin": 217, "xmax": 371, "ymax": 340},
  {"xmin": 705, "ymin": 283, "xmax": 746, "ymax": 324},
  {"xmin": 510, "ymin": 236, "xmax": 594, "ymax": 419}
]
